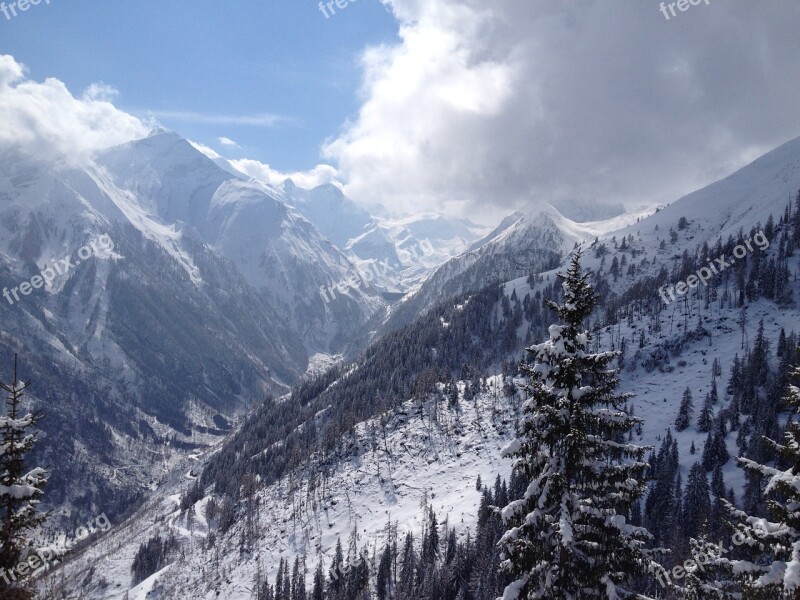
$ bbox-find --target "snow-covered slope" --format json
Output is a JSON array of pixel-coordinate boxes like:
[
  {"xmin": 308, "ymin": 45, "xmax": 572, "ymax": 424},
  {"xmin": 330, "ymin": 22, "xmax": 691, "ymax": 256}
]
[
  {"xmin": 0, "ymin": 129, "xmax": 390, "ymax": 527},
  {"xmin": 41, "ymin": 385, "xmax": 518, "ymax": 599},
  {"xmin": 616, "ymin": 135, "xmax": 800, "ymax": 240},
  {"xmin": 375, "ymin": 213, "xmax": 490, "ymax": 291},
  {"xmin": 282, "ymin": 180, "xmax": 374, "ymax": 250},
  {"xmin": 282, "ymin": 182, "xmax": 489, "ymax": 296},
  {"xmin": 98, "ymin": 131, "xmax": 386, "ymax": 352},
  {"xmin": 0, "ymin": 143, "xmax": 316, "ymax": 524},
  {"xmin": 43, "ymin": 134, "xmax": 800, "ymax": 599},
  {"xmin": 381, "ymin": 203, "xmax": 622, "ymax": 331}
]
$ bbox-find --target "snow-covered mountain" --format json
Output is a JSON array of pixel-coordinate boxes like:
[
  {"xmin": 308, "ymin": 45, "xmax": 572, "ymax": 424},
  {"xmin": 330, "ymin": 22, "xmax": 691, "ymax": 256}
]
[
  {"xmin": 281, "ymin": 180, "xmax": 374, "ymax": 250},
  {"xmin": 373, "ymin": 213, "xmax": 490, "ymax": 292},
  {"xmin": 382, "ymin": 202, "xmax": 646, "ymax": 331},
  {"xmin": 41, "ymin": 383, "xmax": 518, "ymax": 600},
  {"xmin": 98, "ymin": 131, "xmax": 386, "ymax": 353},
  {"xmin": 281, "ymin": 181, "xmax": 489, "ymax": 295},
  {"xmin": 0, "ymin": 129, "xmax": 394, "ymax": 524},
  {"xmin": 44, "ymin": 135, "xmax": 800, "ymax": 599}
]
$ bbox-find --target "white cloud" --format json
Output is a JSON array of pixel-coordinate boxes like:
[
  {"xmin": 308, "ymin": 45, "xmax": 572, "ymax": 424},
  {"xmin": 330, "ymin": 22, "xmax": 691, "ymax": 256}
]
[
  {"xmin": 187, "ymin": 142, "xmax": 339, "ymax": 190},
  {"xmin": 0, "ymin": 54, "xmax": 332, "ymax": 195},
  {"xmin": 218, "ymin": 136, "xmax": 239, "ymax": 148},
  {"xmin": 0, "ymin": 55, "xmax": 148, "ymax": 165},
  {"xmin": 188, "ymin": 141, "xmax": 223, "ymax": 160},
  {"xmin": 0, "ymin": 55, "xmax": 24, "ymax": 89},
  {"xmin": 82, "ymin": 82, "xmax": 119, "ymax": 103},
  {"xmin": 325, "ymin": 0, "xmax": 800, "ymax": 219},
  {"xmin": 230, "ymin": 158, "xmax": 341, "ymax": 190}
]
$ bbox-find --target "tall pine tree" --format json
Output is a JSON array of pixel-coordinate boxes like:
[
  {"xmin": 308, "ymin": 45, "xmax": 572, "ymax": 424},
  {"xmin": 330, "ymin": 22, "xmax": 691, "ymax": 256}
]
[
  {"xmin": 675, "ymin": 387, "xmax": 695, "ymax": 431},
  {"xmin": 720, "ymin": 362, "xmax": 800, "ymax": 597},
  {"xmin": 497, "ymin": 251, "xmax": 660, "ymax": 599},
  {"xmin": 0, "ymin": 356, "xmax": 48, "ymax": 600}
]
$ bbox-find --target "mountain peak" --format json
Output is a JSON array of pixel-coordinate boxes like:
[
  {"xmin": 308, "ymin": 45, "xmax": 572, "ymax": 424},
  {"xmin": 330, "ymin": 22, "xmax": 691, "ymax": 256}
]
[{"xmin": 146, "ymin": 126, "xmax": 175, "ymax": 138}]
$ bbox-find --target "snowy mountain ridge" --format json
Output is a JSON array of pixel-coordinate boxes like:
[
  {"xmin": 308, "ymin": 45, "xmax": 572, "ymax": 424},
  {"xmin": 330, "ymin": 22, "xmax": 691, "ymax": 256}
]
[
  {"xmin": 0, "ymin": 129, "xmax": 395, "ymax": 527},
  {"xmin": 97, "ymin": 130, "xmax": 387, "ymax": 352},
  {"xmin": 45, "ymin": 385, "xmax": 518, "ymax": 599},
  {"xmin": 380, "ymin": 200, "xmax": 644, "ymax": 332}
]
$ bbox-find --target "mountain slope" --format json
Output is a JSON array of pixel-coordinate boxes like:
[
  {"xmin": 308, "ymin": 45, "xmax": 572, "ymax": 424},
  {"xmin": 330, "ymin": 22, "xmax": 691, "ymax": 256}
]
[
  {"xmin": 283, "ymin": 182, "xmax": 490, "ymax": 297},
  {"xmin": 98, "ymin": 131, "xmax": 386, "ymax": 353},
  {"xmin": 380, "ymin": 204, "xmax": 580, "ymax": 332},
  {"xmin": 0, "ymin": 129, "xmax": 390, "ymax": 524},
  {"xmin": 42, "ymin": 135, "xmax": 800, "ymax": 599}
]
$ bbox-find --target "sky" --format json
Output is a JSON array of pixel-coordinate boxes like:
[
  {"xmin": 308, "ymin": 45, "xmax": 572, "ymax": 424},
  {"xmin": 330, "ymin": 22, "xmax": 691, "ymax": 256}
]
[
  {"xmin": 0, "ymin": 0, "xmax": 398, "ymax": 169},
  {"xmin": 1, "ymin": 1, "xmax": 800, "ymax": 224}
]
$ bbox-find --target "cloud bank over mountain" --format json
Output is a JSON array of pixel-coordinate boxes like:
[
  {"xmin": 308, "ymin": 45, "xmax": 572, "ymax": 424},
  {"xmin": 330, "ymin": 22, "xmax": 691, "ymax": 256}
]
[
  {"xmin": 325, "ymin": 0, "xmax": 800, "ymax": 219},
  {"xmin": 4, "ymin": 0, "xmax": 800, "ymax": 224},
  {"xmin": 0, "ymin": 55, "xmax": 148, "ymax": 164}
]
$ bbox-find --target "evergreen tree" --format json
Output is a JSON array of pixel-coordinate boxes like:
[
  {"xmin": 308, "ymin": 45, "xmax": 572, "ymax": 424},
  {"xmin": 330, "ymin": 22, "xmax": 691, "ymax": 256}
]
[
  {"xmin": 720, "ymin": 363, "xmax": 800, "ymax": 596},
  {"xmin": 727, "ymin": 355, "xmax": 742, "ymax": 396},
  {"xmin": 710, "ymin": 377, "xmax": 719, "ymax": 405},
  {"xmin": 697, "ymin": 393, "xmax": 714, "ymax": 433},
  {"xmin": 345, "ymin": 526, "xmax": 368, "ymax": 599},
  {"xmin": 422, "ymin": 508, "xmax": 439, "ymax": 565},
  {"xmin": 645, "ymin": 431, "xmax": 679, "ymax": 545},
  {"xmin": 0, "ymin": 356, "xmax": 48, "ymax": 600},
  {"xmin": 377, "ymin": 543, "xmax": 393, "ymax": 600},
  {"xmin": 497, "ymin": 251, "xmax": 659, "ymax": 599},
  {"xmin": 292, "ymin": 556, "xmax": 306, "ymax": 600},
  {"xmin": 312, "ymin": 561, "xmax": 324, "ymax": 600},
  {"xmin": 675, "ymin": 387, "xmax": 695, "ymax": 431},
  {"xmin": 709, "ymin": 466, "xmax": 727, "ymax": 541},
  {"xmin": 680, "ymin": 537, "xmax": 737, "ymax": 598},
  {"xmin": 327, "ymin": 538, "xmax": 344, "ymax": 600},
  {"xmin": 701, "ymin": 418, "xmax": 730, "ymax": 471},
  {"xmin": 283, "ymin": 559, "xmax": 291, "ymax": 600},
  {"xmin": 794, "ymin": 189, "xmax": 800, "ymax": 244},
  {"xmin": 668, "ymin": 472, "xmax": 685, "ymax": 556},
  {"xmin": 398, "ymin": 532, "xmax": 417, "ymax": 598},
  {"xmin": 682, "ymin": 463, "xmax": 711, "ymax": 541},
  {"xmin": 275, "ymin": 558, "xmax": 285, "ymax": 600}
]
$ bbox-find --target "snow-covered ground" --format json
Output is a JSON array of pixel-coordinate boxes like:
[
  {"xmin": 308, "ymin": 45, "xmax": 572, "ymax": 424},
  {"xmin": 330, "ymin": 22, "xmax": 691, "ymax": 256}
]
[
  {"xmin": 40, "ymin": 385, "xmax": 518, "ymax": 599},
  {"xmin": 36, "ymin": 135, "xmax": 800, "ymax": 599}
]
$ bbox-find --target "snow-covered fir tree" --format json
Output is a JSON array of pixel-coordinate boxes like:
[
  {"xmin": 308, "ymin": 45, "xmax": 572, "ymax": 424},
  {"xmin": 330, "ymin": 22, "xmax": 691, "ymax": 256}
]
[
  {"xmin": 497, "ymin": 250, "xmax": 660, "ymax": 599},
  {"xmin": 715, "ymin": 362, "xmax": 800, "ymax": 597},
  {"xmin": 676, "ymin": 387, "xmax": 695, "ymax": 431},
  {"xmin": 682, "ymin": 463, "xmax": 711, "ymax": 543},
  {"xmin": 698, "ymin": 393, "xmax": 714, "ymax": 433},
  {"xmin": 0, "ymin": 356, "xmax": 48, "ymax": 600},
  {"xmin": 680, "ymin": 536, "xmax": 735, "ymax": 599}
]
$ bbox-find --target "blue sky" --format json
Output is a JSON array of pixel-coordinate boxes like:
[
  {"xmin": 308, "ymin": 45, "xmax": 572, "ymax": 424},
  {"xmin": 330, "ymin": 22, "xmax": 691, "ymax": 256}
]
[{"xmin": 0, "ymin": 0, "xmax": 398, "ymax": 170}]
